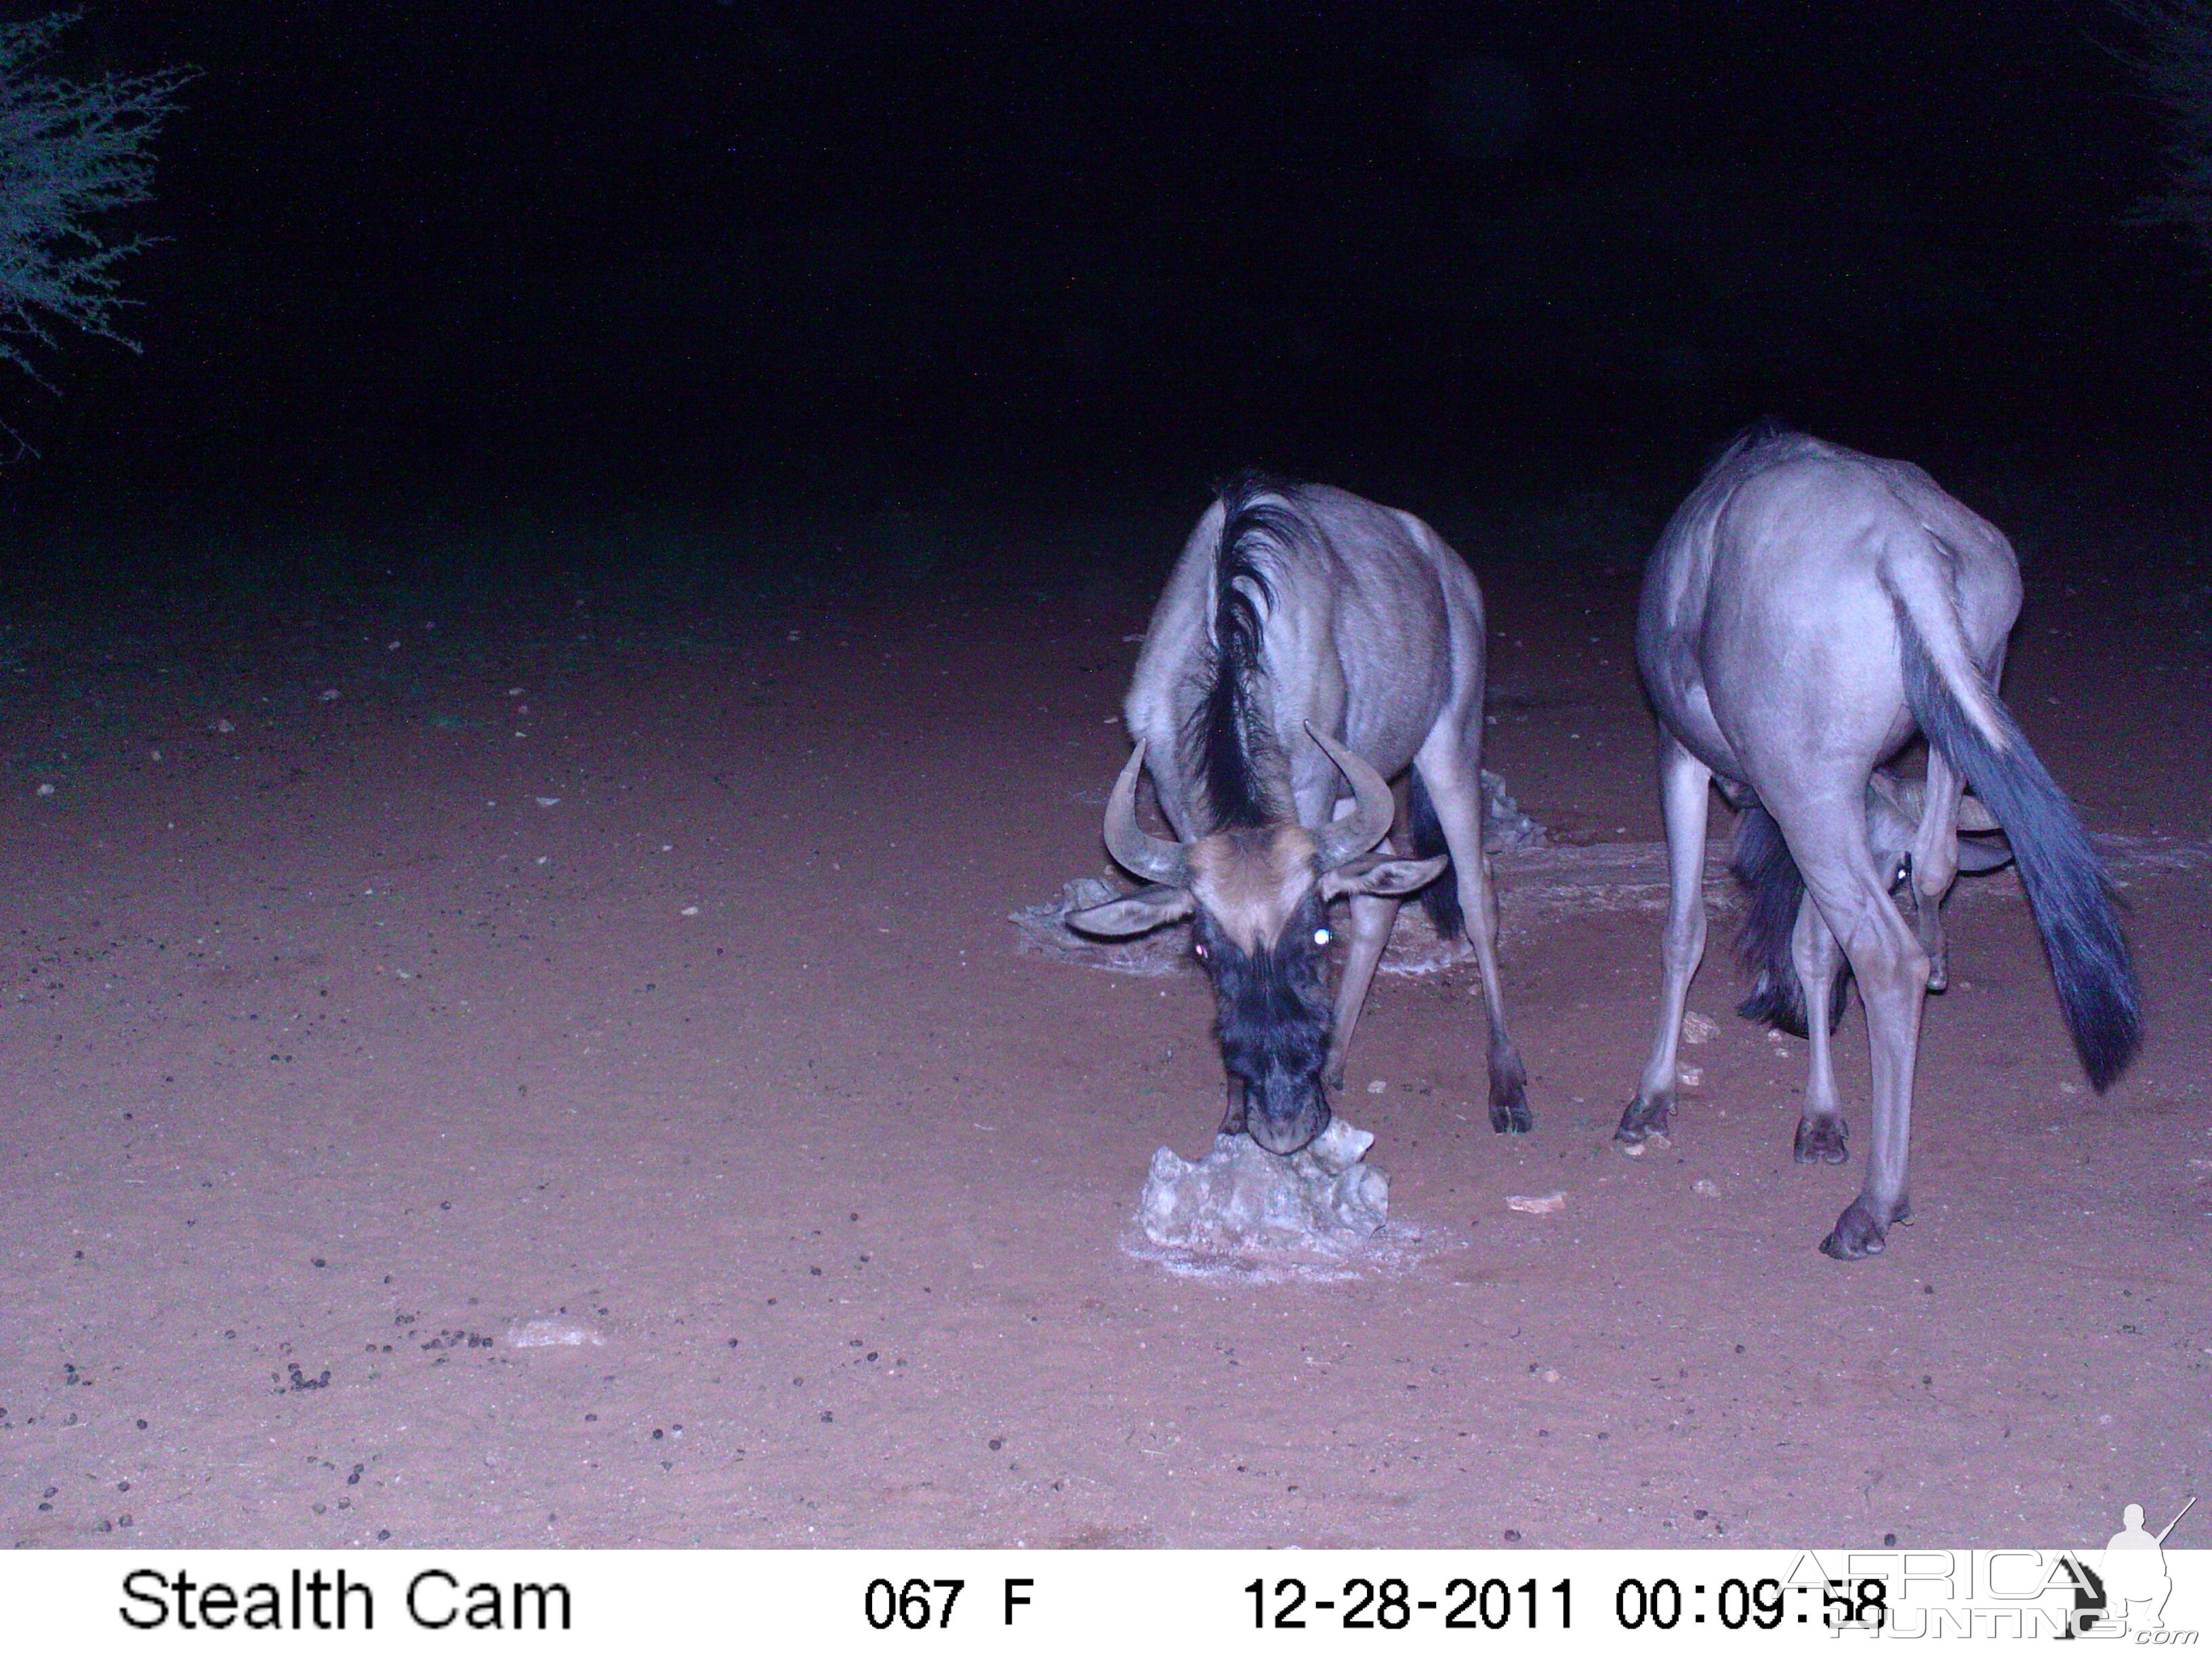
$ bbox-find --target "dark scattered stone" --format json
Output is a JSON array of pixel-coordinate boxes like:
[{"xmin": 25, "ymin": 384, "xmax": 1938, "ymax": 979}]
[{"xmin": 1503, "ymin": 1528, "xmax": 1522, "ymax": 1542}]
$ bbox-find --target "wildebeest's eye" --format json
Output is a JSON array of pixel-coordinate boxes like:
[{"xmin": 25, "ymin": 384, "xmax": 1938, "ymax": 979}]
[
  {"xmin": 1192, "ymin": 940, "xmax": 1209, "ymax": 962},
  {"xmin": 1313, "ymin": 928, "xmax": 1331, "ymax": 947}
]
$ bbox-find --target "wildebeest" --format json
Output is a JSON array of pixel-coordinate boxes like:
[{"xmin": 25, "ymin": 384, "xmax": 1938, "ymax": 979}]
[
  {"xmin": 1618, "ymin": 425, "xmax": 2140, "ymax": 1258},
  {"xmin": 1067, "ymin": 474, "xmax": 1528, "ymax": 1154}
]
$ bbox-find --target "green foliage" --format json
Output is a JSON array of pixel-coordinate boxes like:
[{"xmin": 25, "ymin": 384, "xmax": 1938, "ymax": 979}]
[{"xmin": 0, "ymin": 9, "xmax": 190, "ymax": 380}]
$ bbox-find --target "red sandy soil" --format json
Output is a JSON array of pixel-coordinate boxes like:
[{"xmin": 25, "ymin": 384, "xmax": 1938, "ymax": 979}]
[{"xmin": 1, "ymin": 499, "xmax": 2205, "ymax": 1551}]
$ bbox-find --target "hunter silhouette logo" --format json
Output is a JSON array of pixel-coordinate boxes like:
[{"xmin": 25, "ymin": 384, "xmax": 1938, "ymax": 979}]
[
  {"xmin": 2061, "ymin": 1496, "xmax": 2196, "ymax": 1639},
  {"xmin": 2100, "ymin": 1496, "xmax": 2194, "ymax": 1635}
]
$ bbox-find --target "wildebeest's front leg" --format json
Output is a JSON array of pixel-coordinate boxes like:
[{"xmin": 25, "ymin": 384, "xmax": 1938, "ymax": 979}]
[
  {"xmin": 1219, "ymin": 1074, "xmax": 1248, "ymax": 1137},
  {"xmin": 1416, "ymin": 735, "xmax": 1530, "ymax": 1132},
  {"xmin": 1618, "ymin": 737, "xmax": 1712, "ymax": 1145},
  {"xmin": 1904, "ymin": 747, "xmax": 1966, "ymax": 991},
  {"xmin": 1790, "ymin": 895, "xmax": 1849, "ymax": 1164},
  {"xmin": 1322, "ymin": 890, "xmax": 1399, "ymax": 1092}
]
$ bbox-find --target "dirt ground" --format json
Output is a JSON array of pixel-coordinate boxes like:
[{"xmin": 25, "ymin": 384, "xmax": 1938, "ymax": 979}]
[{"xmin": 1, "ymin": 492, "xmax": 2205, "ymax": 1551}]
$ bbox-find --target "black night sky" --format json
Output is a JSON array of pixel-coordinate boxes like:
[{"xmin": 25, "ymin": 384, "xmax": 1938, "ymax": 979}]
[{"xmin": 10, "ymin": 1, "xmax": 2207, "ymax": 535}]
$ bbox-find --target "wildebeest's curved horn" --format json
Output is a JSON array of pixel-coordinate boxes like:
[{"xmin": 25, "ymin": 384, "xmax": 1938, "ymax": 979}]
[
  {"xmin": 1307, "ymin": 723, "xmax": 1395, "ymax": 869},
  {"xmin": 1101, "ymin": 741, "xmax": 1186, "ymax": 884}
]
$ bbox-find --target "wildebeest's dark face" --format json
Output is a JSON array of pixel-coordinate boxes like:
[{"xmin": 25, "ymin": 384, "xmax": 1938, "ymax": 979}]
[{"xmin": 1191, "ymin": 887, "xmax": 1334, "ymax": 1153}]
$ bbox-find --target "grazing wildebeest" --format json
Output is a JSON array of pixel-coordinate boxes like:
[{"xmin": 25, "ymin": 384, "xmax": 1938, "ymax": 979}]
[
  {"xmin": 1617, "ymin": 425, "xmax": 2141, "ymax": 1258},
  {"xmin": 1067, "ymin": 474, "xmax": 1528, "ymax": 1154}
]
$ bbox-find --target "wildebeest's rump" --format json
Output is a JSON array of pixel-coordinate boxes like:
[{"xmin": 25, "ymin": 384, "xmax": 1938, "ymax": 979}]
[
  {"xmin": 1617, "ymin": 426, "xmax": 2141, "ymax": 1259},
  {"xmin": 1067, "ymin": 474, "xmax": 1528, "ymax": 1154}
]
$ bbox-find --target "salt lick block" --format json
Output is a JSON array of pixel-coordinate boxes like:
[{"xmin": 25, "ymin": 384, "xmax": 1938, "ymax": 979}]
[{"xmin": 1139, "ymin": 1117, "xmax": 1389, "ymax": 1254}]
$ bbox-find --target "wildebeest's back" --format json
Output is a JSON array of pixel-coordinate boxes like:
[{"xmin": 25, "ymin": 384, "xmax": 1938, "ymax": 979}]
[
  {"xmin": 1638, "ymin": 429, "xmax": 2021, "ymax": 790},
  {"xmin": 1279, "ymin": 484, "xmax": 1467, "ymax": 781},
  {"xmin": 1126, "ymin": 481, "xmax": 1474, "ymax": 832}
]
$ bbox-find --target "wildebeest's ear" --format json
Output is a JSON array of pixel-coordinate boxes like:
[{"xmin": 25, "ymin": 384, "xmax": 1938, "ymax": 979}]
[
  {"xmin": 1956, "ymin": 830, "xmax": 2014, "ymax": 874},
  {"xmin": 1065, "ymin": 883, "xmax": 1195, "ymax": 937},
  {"xmin": 1319, "ymin": 853, "xmax": 1449, "ymax": 901}
]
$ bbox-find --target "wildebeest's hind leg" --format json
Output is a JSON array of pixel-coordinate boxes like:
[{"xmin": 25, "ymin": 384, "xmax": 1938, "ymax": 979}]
[
  {"xmin": 1790, "ymin": 895, "xmax": 1850, "ymax": 1165},
  {"xmin": 1414, "ymin": 739, "xmax": 1530, "ymax": 1132},
  {"xmin": 1617, "ymin": 737, "xmax": 1711, "ymax": 1145},
  {"xmin": 1773, "ymin": 796, "xmax": 1931, "ymax": 1259}
]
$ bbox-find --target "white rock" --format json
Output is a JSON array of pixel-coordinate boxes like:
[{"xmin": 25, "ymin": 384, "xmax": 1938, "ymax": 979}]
[
  {"xmin": 1506, "ymin": 1191, "xmax": 1567, "ymax": 1215},
  {"xmin": 1683, "ymin": 1011, "xmax": 1720, "ymax": 1044},
  {"xmin": 1139, "ymin": 1117, "xmax": 1389, "ymax": 1253},
  {"xmin": 508, "ymin": 1317, "xmax": 605, "ymax": 1349}
]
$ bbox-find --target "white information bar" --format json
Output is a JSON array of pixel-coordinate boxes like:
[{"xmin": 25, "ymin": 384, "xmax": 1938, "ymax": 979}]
[{"xmin": 9, "ymin": 1548, "xmax": 2206, "ymax": 1654}]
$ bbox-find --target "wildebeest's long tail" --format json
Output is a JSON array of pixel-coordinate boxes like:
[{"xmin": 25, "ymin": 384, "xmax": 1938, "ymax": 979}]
[
  {"xmin": 1893, "ymin": 575, "xmax": 2141, "ymax": 1089},
  {"xmin": 1406, "ymin": 768, "xmax": 1464, "ymax": 941}
]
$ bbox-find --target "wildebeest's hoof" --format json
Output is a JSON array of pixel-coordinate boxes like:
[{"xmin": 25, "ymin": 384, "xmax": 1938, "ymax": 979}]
[
  {"xmin": 1614, "ymin": 1092, "xmax": 1671, "ymax": 1145},
  {"xmin": 1793, "ymin": 1115, "xmax": 1849, "ymax": 1165},
  {"xmin": 1818, "ymin": 1195, "xmax": 1900, "ymax": 1260},
  {"xmin": 1488, "ymin": 1052, "xmax": 1532, "ymax": 1134},
  {"xmin": 1489, "ymin": 1090, "xmax": 1533, "ymax": 1135}
]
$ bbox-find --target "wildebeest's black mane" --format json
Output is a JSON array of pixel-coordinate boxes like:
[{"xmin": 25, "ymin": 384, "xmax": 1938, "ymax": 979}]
[{"xmin": 1186, "ymin": 469, "xmax": 1305, "ymax": 832}]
